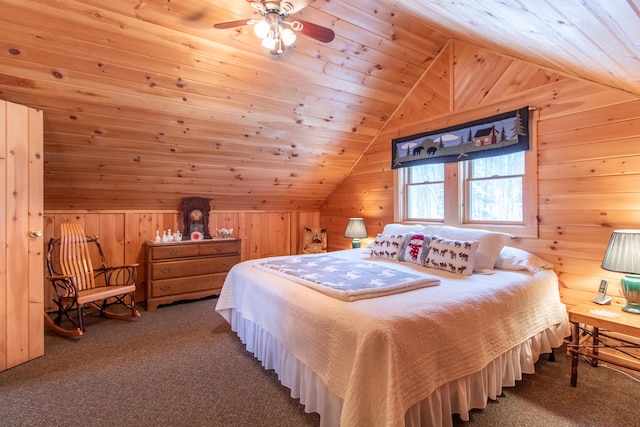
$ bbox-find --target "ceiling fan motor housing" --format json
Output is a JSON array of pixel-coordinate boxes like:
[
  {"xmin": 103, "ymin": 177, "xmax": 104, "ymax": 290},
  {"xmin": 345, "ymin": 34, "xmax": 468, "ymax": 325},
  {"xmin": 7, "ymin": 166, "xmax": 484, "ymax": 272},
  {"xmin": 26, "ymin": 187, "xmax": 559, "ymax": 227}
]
[{"xmin": 252, "ymin": 1, "xmax": 295, "ymax": 16}]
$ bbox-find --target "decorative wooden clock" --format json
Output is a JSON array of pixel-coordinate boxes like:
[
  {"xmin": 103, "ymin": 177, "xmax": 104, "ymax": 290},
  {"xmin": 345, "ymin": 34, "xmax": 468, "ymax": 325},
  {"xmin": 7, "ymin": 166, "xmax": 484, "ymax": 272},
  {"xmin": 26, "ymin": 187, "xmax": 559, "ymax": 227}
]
[{"xmin": 181, "ymin": 197, "xmax": 212, "ymax": 240}]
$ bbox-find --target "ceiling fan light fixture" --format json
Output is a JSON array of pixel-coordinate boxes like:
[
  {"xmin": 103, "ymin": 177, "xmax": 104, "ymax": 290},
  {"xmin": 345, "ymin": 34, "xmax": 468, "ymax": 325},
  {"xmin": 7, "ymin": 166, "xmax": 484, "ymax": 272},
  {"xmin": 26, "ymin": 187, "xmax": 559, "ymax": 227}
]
[
  {"xmin": 214, "ymin": 0, "xmax": 335, "ymax": 55},
  {"xmin": 261, "ymin": 36, "xmax": 277, "ymax": 50},
  {"xmin": 281, "ymin": 27, "xmax": 296, "ymax": 46},
  {"xmin": 253, "ymin": 19, "xmax": 271, "ymax": 39}
]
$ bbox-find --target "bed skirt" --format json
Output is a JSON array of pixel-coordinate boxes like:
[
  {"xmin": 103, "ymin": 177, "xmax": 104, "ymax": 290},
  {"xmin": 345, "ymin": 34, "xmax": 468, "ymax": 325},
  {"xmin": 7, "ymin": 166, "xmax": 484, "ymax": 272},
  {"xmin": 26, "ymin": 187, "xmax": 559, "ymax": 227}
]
[{"xmin": 228, "ymin": 309, "xmax": 569, "ymax": 427}]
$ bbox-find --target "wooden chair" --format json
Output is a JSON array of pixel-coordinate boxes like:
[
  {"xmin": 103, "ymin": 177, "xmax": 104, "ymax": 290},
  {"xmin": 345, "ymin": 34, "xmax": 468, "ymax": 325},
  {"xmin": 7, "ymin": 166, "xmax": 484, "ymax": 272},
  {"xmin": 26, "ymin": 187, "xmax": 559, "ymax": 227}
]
[{"xmin": 45, "ymin": 223, "xmax": 140, "ymax": 337}]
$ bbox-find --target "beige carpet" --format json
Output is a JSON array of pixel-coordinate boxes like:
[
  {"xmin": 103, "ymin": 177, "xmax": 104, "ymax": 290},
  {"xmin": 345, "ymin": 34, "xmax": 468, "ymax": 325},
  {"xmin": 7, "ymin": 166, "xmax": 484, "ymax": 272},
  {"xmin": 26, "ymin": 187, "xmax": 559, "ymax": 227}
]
[{"xmin": 2, "ymin": 297, "xmax": 638, "ymax": 426}]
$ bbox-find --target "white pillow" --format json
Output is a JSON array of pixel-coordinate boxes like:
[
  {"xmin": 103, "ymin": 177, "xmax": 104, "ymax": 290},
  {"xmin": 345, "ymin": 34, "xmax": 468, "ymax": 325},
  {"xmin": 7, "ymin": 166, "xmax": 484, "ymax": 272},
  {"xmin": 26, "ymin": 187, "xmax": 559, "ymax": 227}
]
[
  {"xmin": 382, "ymin": 223, "xmax": 427, "ymax": 235},
  {"xmin": 423, "ymin": 226, "xmax": 512, "ymax": 273},
  {"xmin": 425, "ymin": 236, "xmax": 479, "ymax": 276},
  {"xmin": 370, "ymin": 234, "xmax": 407, "ymax": 260},
  {"xmin": 398, "ymin": 233, "xmax": 431, "ymax": 265},
  {"xmin": 495, "ymin": 246, "xmax": 555, "ymax": 273}
]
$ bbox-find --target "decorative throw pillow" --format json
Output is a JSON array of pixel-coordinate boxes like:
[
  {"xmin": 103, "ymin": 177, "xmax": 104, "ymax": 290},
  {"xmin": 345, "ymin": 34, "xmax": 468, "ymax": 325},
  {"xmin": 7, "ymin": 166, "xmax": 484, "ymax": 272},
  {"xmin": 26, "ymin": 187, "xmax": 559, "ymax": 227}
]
[
  {"xmin": 398, "ymin": 233, "xmax": 431, "ymax": 265},
  {"xmin": 301, "ymin": 227, "xmax": 327, "ymax": 254},
  {"xmin": 495, "ymin": 246, "xmax": 555, "ymax": 273},
  {"xmin": 423, "ymin": 225, "xmax": 511, "ymax": 273},
  {"xmin": 370, "ymin": 234, "xmax": 407, "ymax": 260},
  {"xmin": 424, "ymin": 236, "xmax": 479, "ymax": 276}
]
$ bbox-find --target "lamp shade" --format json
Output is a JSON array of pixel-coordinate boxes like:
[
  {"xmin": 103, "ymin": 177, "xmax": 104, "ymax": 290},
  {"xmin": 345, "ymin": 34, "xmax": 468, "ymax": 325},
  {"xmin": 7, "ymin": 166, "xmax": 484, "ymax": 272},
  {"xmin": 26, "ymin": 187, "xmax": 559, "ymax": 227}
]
[
  {"xmin": 601, "ymin": 230, "xmax": 640, "ymax": 275},
  {"xmin": 344, "ymin": 218, "xmax": 367, "ymax": 249},
  {"xmin": 344, "ymin": 218, "xmax": 368, "ymax": 239},
  {"xmin": 601, "ymin": 230, "xmax": 640, "ymax": 314}
]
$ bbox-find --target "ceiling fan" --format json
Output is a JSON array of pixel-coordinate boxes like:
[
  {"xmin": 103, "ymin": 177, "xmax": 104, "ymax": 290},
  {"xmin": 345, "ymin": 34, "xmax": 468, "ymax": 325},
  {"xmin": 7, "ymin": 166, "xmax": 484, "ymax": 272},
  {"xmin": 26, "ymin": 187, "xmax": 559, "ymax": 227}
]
[{"xmin": 213, "ymin": 0, "xmax": 335, "ymax": 55}]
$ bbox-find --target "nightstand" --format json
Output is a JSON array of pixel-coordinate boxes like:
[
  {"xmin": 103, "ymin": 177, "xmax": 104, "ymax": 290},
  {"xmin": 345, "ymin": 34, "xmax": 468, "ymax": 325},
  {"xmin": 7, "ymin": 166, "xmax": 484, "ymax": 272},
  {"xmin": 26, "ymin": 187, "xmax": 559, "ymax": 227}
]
[{"xmin": 567, "ymin": 301, "xmax": 640, "ymax": 386}]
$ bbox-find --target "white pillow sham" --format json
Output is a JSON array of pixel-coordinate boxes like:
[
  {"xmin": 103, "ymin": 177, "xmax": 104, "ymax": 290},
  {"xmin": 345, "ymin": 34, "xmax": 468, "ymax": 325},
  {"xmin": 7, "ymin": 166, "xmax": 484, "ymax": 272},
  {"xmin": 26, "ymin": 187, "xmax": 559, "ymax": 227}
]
[
  {"xmin": 423, "ymin": 225, "xmax": 512, "ymax": 273},
  {"xmin": 382, "ymin": 223, "xmax": 427, "ymax": 236},
  {"xmin": 495, "ymin": 246, "xmax": 554, "ymax": 273}
]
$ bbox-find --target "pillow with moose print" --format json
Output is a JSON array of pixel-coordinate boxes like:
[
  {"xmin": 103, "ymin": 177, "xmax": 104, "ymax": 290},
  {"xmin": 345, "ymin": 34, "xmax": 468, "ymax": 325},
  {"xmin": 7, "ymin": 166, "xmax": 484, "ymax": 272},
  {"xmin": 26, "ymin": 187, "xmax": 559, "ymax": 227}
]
[
  {"xmin": 370, "ymin": 234, "xmax": 407, "ymax": 260},
  {"xmin": 424, "ymin": 236, "xmax": 479, "ymax": 276}
]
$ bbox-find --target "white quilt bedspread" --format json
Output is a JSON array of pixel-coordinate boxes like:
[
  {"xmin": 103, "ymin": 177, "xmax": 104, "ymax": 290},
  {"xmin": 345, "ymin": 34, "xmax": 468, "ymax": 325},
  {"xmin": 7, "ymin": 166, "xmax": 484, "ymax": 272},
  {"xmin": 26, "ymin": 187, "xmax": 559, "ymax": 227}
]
[{"xmin": 216, "ymin": 249, "xmax": 568, "ymax": 427}]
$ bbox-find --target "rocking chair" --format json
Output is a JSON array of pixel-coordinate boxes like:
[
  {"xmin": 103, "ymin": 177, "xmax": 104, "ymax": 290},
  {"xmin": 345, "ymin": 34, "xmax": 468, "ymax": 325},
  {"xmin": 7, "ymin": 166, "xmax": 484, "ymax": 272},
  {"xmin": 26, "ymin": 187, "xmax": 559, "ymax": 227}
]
[{"xmin": 45, "ymin": 223, "xmax": 140, "ymax": 337}]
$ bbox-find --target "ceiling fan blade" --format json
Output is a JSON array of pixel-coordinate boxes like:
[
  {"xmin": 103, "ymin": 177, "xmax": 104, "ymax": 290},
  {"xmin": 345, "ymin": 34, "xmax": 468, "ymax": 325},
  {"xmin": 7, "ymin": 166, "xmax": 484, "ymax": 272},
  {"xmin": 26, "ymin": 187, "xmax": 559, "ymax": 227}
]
[
  {"xmin": 213, "ymin": 19, "xmax": 254, "ymax": 29},
  {"xmin": 294, "ymin": 19, "xmax": 335, "ymax": 43}
]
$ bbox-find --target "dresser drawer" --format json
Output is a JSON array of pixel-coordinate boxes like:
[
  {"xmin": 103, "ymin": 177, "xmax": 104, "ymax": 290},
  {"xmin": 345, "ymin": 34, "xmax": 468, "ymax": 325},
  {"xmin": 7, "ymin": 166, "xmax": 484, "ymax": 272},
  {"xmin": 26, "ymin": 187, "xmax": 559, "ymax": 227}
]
[
  {"xmin": 199, "ymin": 240, "xmax": 241, "ymax": 256},
  {"xmin": 151, "ymin": 255, "xmax": 240, "ymax": 280},
  {"xmin": 151, "ymin": 273, "xmax": 227, "ymax": 297},
  {"xmin": 150, "ymin": 244, "xmax": 200, "ymax": 260}
]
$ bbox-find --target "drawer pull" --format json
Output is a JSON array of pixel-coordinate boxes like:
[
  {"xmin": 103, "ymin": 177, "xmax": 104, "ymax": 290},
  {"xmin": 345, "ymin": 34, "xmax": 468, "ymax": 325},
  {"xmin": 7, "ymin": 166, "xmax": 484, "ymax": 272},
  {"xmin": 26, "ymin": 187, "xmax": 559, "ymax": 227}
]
[
  {"xmin": 161, "ymin": 285, "xmax": 170, "ymax": 291},
  {"xmin": 160, "ymin": 268, "xmax": 171, "ymax": 274},
  {"xmin": 169, "ymin": 249, "xmax": 178, "ymax": 255},
  {"xmin": 215, "ymin": 247, "xmax": 223, "ymax": 252}
]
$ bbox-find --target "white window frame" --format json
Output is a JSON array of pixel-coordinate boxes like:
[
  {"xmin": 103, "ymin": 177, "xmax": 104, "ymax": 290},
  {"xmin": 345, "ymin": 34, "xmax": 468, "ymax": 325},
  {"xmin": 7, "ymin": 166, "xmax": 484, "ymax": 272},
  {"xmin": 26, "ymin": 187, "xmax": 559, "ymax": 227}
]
[
  {"xmin": 395, "ymin": 129, "xmax": 538, "ymax": 238},
  {"xmin": 404, "ymin": 164, "xmax": 445, "ymax": 222}
]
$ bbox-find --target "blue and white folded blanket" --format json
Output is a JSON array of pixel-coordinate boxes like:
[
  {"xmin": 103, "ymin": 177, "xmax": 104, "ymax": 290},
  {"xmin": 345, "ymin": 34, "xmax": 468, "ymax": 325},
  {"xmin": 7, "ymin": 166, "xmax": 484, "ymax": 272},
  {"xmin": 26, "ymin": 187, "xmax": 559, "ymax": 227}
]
[{"xmin": 254, "ymin": 254, "xmax": 440, "ymax": 301}]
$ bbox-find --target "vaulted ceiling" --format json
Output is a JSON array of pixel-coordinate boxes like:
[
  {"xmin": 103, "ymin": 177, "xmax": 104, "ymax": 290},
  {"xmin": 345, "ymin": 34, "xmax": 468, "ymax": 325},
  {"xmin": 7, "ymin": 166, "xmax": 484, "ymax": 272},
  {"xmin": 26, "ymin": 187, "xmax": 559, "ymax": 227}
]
[{"xmin": 0, "ymin": 0, "xmax": 638, "ymax": 210}]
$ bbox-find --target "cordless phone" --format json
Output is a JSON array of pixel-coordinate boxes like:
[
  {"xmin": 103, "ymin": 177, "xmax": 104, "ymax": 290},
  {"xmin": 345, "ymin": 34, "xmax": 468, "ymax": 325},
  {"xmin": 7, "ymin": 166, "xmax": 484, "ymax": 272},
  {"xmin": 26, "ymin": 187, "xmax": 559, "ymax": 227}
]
[{"xmin": 593, "ymin": 279, "xmax": 612, "ymax": 305}]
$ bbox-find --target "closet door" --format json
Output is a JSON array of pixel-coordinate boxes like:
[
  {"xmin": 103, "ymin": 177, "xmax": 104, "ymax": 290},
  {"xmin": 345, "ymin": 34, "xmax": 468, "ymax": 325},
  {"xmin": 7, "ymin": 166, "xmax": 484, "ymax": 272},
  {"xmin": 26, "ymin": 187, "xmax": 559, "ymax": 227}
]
[{"xmin": 1, "ymin": 100, "xmax": 44, "ymax": 371}]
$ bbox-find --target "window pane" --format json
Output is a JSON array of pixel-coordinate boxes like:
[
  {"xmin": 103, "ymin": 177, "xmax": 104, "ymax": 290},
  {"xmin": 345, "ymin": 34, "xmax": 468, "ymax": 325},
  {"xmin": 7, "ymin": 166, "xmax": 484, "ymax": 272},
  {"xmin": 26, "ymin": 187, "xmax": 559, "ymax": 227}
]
[
  {"xmin": 409, "ymin": 163, "xmax": 444, "ymax": 183},
  {"xmin": 469, "ymin": 177, "xmax": 522, "ymax": 221},
  {"xmin": 408, "ymin": 183, "xmax": 444, "ymax": 219},
  {"xmin": 472, "ymin": 151, "xmax": 524, "ymax": 178}
]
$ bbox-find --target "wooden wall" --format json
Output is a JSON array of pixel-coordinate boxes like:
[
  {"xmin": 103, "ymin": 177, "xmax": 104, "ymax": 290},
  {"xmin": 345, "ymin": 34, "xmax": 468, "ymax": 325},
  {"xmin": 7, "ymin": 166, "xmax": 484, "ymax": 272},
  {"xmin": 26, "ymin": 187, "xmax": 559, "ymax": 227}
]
[
  {"xmin": 43, "ymin": 210, "xmax": 320, "ymax": 309},
  {"xmin": 39, "ymin": 40, "xmax": 640, "ymax": 313},
  {"xmin": 321, "ymin": 40, "xmax": 640, "ymax": 309}
]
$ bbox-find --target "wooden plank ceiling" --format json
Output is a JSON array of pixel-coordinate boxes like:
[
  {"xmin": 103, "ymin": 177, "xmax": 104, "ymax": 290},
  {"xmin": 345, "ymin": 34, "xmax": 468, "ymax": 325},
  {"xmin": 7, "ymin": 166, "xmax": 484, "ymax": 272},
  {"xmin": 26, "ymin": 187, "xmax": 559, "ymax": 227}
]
[{"xmin": 0, "ymin": 0, "xmax": 637, "ymax": 210}]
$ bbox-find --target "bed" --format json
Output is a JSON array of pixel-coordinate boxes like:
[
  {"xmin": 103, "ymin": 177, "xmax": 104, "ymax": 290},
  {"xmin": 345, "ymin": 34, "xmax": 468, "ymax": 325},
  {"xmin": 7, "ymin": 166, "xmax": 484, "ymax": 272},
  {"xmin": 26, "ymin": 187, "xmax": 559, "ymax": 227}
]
[{"xmin": 215, "ymin": 225, "xmax": 570, "ymax": 427}]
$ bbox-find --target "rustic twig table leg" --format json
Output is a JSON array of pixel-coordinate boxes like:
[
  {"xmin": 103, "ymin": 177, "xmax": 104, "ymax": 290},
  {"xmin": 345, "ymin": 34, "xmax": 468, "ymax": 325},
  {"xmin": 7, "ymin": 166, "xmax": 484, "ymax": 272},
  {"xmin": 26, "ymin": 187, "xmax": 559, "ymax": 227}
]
[
  {"xmin": 591, "ymin": 326, "xmax": 599, "ymax": 367},
  {"xmin": 571, "ymin": 322, "xmax": 579, "ymax": 387}
]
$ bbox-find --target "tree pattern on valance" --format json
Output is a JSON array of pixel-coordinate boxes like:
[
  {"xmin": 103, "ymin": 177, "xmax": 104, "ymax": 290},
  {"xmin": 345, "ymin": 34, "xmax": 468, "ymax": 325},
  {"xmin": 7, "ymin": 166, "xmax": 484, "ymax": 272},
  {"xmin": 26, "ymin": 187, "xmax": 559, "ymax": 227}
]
[{"xmin": 391, "ymin": 107, "xmax": 530, "ymax": 169}]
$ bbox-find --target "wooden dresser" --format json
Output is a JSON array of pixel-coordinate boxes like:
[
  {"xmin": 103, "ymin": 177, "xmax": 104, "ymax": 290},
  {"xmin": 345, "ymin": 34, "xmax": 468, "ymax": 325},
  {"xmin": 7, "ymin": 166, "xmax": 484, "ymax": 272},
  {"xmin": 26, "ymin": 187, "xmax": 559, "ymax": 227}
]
[{"xmin": 145, "ymin": 239, "xmax": 241, "ymax": 310}]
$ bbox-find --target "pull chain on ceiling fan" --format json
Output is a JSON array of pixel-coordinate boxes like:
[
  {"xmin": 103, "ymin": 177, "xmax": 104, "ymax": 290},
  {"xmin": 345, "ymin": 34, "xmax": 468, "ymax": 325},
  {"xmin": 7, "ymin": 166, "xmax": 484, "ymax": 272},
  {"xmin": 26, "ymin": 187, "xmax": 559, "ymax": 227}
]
[{"xmin": 213, "ymin": 0, "xmax": 335, "ymax": 55}]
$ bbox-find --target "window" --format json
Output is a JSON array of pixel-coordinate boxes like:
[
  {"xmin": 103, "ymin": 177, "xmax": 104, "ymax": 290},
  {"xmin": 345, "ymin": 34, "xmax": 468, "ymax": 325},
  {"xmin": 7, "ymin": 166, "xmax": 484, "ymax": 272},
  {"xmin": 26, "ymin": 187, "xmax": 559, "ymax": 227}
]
[
  {"xmin": 464, "ymin": 152, "xmax": 524, "ymax": 222},
  {"xmin": 397, "ymin": 149, "xmax": 538, "ymax": 237},
  {"xmin": 406, "ymin": 163, "xmax": 444, "ymax": 221}
]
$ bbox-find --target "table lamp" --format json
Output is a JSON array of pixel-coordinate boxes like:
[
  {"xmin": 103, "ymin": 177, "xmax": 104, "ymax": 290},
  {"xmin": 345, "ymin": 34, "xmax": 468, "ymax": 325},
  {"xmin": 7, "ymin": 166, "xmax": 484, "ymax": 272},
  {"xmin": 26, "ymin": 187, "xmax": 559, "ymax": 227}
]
[
  {"xmin": 601, "ymin": 230, "xmax": 640, "ymax": 314},
  {"xmin": 344, "ymin": 218, "xmax": 368, "ymax": 249}
]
